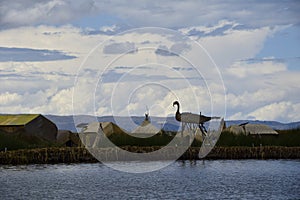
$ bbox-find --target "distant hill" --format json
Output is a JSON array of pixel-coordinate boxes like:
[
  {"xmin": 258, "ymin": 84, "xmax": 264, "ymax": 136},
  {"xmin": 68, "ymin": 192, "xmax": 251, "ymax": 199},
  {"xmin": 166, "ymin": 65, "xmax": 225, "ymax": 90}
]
[{"xmin": 45, "ymin": 115, "xmax": 300, "ymax": 133}]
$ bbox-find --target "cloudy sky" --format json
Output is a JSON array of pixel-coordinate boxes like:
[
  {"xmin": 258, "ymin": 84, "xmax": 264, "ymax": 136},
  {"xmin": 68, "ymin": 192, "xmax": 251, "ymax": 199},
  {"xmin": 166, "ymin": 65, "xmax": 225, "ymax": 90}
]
[{"xmin": 0, "ymin": 0, "xmax": 299, "ymax": 122}]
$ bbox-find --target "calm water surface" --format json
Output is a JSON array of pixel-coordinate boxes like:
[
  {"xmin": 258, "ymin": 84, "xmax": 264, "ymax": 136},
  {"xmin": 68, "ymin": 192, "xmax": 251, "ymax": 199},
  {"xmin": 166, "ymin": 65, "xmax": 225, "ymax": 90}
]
[{"xmin": 0, "ymin": 160, "xmax": 299, "ymax": 200}]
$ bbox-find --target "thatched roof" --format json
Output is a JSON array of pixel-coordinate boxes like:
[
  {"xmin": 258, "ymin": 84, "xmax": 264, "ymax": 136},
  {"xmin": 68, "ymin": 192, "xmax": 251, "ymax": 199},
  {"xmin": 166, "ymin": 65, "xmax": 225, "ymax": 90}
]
[
  {"xmin": 225, "ymin": 123, "xmax": 278, "ymax": 135},
  {"xmin": 132, "ymin": 119, "xmax": 160, "ymax": 135},
  {"xmin": 79, "ymin": 122, "xmax": 129, "ymax": 148},
  {"xmin": 132, "ymin": 114, "xmax": 160, "ymax": 135},
  {"xmin": 245, "ymin": 124, "xmax": 278, "ymax": 135},
  {"xmin": 101, "ymin": 122, "xmax": 128, "ymax": 136},
  {"xmin": 0, "ymin": 114, "xmax": 57, "ymax": 142},
  {"xmin": 0, "ymin": 114, "xmax": 40, "ymax": 126},
  {"xmin": 81, "ymin": 122, "xmax": 128, "ymax": 136},
  {"xmin": 56, "ymin": 130, "xmax": 80, "ymax": 146},
  {"xmin": 225, "ymin": 125, "xmax": 245, "ymax": 135}
]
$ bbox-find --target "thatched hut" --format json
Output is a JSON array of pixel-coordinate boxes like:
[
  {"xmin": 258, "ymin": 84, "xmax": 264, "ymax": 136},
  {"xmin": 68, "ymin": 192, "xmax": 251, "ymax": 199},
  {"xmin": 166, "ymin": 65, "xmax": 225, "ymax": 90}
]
[
  {"xmin": 79, "ymin": 121, "xmax": 128, "ymax": 147},
  {"xmin": 225, "ymin": 122, "xmax": 278, "ymax": 135},
  {"xmin": 225, "ymin": 125, "xmax": 245, "ymax": 135},
  {"xmin": 0, "ymin": 114, "xmax": 57, "ymax": 141},
  {"xmin": 244, "ymin": 124, "xmax": 278, "ymax": 135},
  {"xmin": 56, "ymin": 130, "xmax": 81, "ymax": 147},
  {"xmin": 131, "ymin": 113, "xmax": 160, "ymax": 137}
]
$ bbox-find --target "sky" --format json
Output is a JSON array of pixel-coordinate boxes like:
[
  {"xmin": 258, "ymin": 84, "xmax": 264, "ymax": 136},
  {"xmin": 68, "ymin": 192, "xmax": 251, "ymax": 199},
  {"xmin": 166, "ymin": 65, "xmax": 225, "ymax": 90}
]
[{"xmin": 0, "ymin": 0, "xmax": 300, "ymax": 122}]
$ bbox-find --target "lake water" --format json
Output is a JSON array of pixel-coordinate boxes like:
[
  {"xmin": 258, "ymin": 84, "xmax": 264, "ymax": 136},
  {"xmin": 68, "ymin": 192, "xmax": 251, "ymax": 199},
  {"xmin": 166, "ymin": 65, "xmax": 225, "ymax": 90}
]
[{"xmin": 0, "ymin": 160, "xmax": 299, "ymax": 199}]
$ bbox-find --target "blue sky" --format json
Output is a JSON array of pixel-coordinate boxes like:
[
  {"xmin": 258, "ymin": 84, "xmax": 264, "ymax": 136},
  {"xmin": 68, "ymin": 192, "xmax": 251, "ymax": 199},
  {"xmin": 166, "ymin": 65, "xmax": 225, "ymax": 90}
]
[
  {"xmin": 0, "ymin": 0, "xmax": 299, "ymax": 122},
  {"xmin": 257, "ymin": 25, "xmax": 300, "ymax": 71}
]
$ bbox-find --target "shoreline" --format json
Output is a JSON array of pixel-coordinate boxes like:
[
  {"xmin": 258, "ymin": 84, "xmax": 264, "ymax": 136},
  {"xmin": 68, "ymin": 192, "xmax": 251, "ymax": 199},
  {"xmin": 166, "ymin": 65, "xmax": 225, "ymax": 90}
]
[{"xmin": 0, "ymin": 146, "xmax": 300, "ymax": 165}]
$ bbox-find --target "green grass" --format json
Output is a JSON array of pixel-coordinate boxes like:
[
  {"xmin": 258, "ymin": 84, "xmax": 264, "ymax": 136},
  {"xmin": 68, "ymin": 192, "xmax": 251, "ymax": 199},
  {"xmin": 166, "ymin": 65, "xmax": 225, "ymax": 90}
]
[
  {"xmin": 217, "ymin": 129, "xmax": 300, "ymax": 147},
  {"xmin": 102, "ymin": 132, "xmax": 175, "ymax": 147},
  {"xmin": 2, "ymin": 128, "xmax": 300, "ymax": 151},
  {"xmin": 108, "ymin": 131, "xmax": 203, "ymax": 147}
]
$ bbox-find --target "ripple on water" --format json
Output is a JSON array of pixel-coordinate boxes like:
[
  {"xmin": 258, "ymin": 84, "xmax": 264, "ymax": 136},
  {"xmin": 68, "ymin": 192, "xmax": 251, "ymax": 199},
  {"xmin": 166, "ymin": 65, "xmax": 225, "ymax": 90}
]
[{"xmin": 0, "ymin": 160, "xmax": 299, "ymax": 200}]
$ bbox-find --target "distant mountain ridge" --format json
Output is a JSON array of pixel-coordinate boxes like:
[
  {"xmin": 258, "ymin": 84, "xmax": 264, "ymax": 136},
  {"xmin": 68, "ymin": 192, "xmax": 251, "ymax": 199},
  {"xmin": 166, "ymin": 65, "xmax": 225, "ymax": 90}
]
[{"xmin": 45, "ymin": 115, "xmax": 300, "ymax": 133}]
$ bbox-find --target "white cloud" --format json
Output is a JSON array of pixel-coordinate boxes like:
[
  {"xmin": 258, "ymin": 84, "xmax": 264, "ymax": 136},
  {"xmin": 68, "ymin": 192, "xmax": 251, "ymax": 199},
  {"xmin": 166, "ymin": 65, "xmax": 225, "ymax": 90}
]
[
  {"xmin": 0, "ymin": 0, "xmax": 96, "ymax": 29},
  {"xmin": 224, "ymin": 58, "xmax": 300, "ymax": 122},
  {"xmin": 0, "ymin": 92, "xmax": 22, "ymax": 106},
  {"xmin": 248, "ymin": 101, "xmax": 300, "ymax": 122},
  {"xmin": 100, "ymin": 25, "xmax": 118, "ymax": 33},
  {"xmin": 1, "ymin": 1, "xmax": 65, "ymax": 26},
  {"xmin": 0, "ymin": 25, "xmax": 107, "ymax": 57},
  {"xmin": 93, "ymin": 1, "xmax": 300, "ymax": 28},
  {"xmin": 1, "ymin": 1, "xmax": 299, "ymax": 30},
  {"xmin": 46, "ymin": 88, "xmax": 73, "ymax": 114},
  {"xmin": 0, "ymin": 21, "xmax": 299, "ymax": 123},
  {"xmin": 227, "ymin": 60, "xmax": 287, "ymax": 78},
  {"xmin": 227, "ymin": 89, "xmax": 286, "ymax": 109},
  {"xmin": 197, "ymin": 26, "xmax": 277, "ymax": 68},
  {"xmin": 179, "ymin": 20, "xmax": 239, "ymax": 36},
  {"xmin": 95, "ymin": 82, "xmax": 221, "ymax": 118},
  {"xmin": 103, "ymin": 42, "xmax": 136, "ymax": 54}
]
